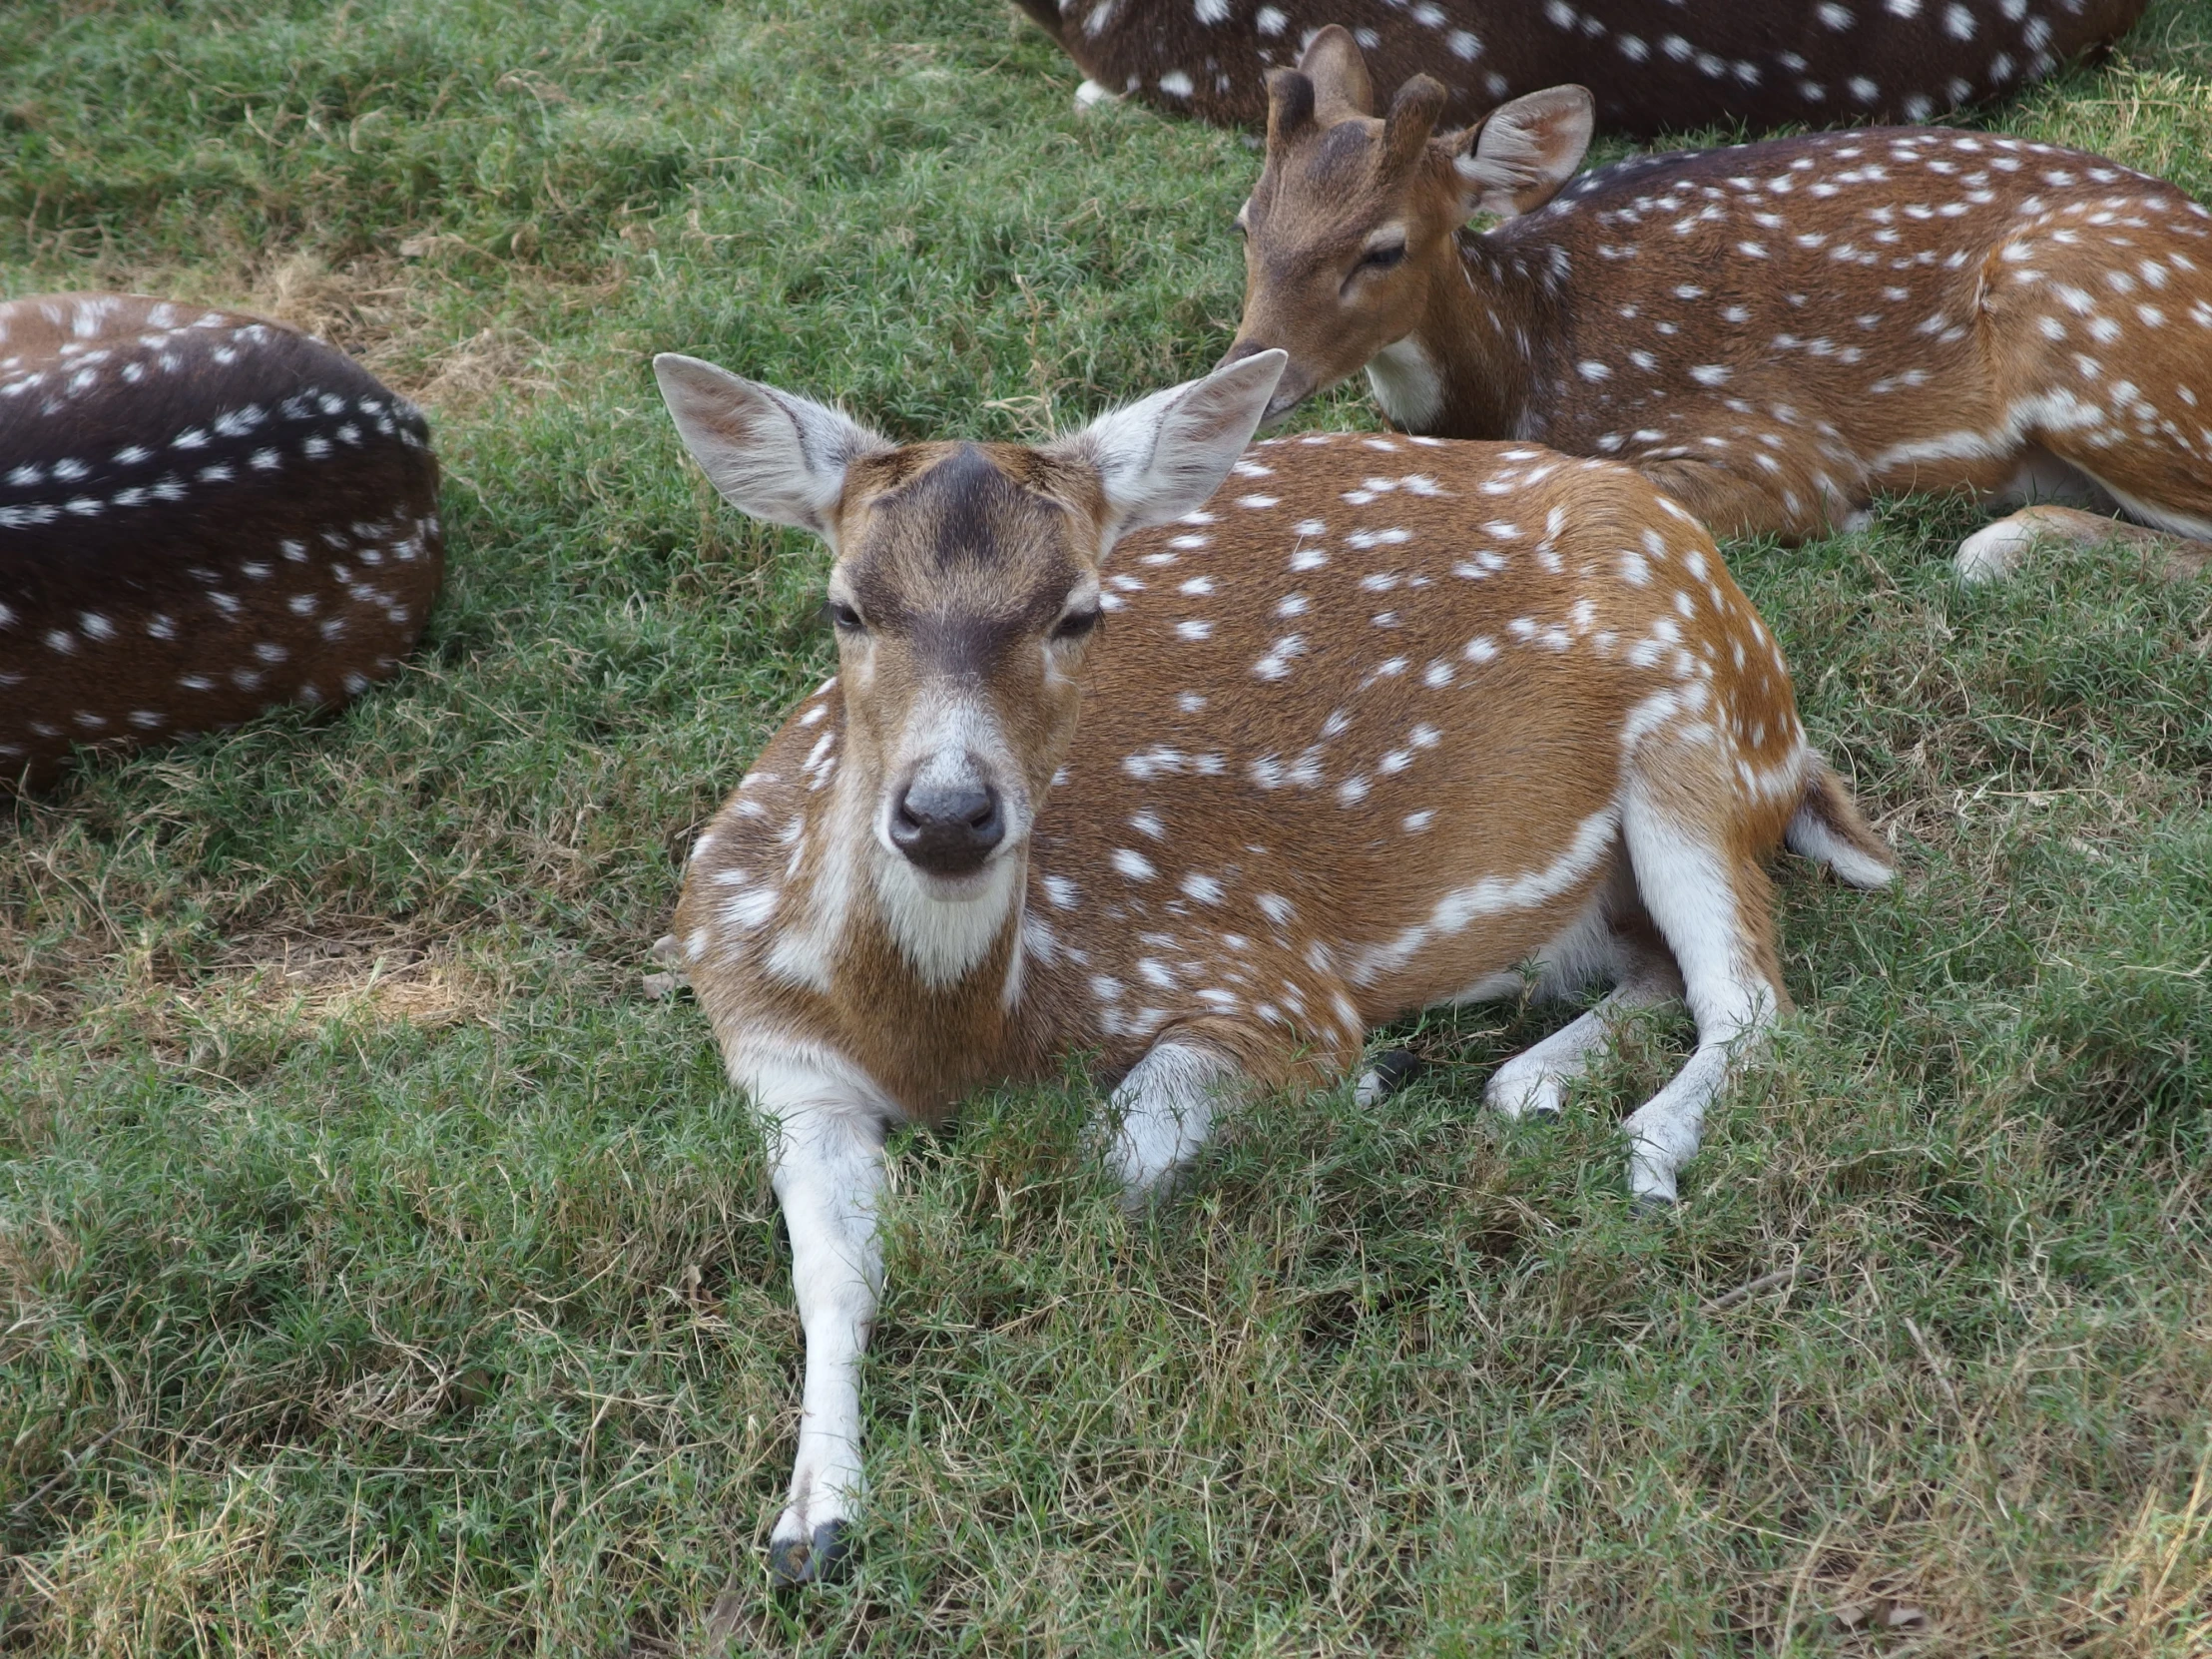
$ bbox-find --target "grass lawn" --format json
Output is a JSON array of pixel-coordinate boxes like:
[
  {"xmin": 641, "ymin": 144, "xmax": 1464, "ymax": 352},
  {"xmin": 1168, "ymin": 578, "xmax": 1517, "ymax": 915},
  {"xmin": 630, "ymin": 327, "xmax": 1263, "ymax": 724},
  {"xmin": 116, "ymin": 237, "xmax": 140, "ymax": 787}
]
[{"xmin": 5, "ymin": 0, "xmax": 2212, "ymax": 1651}]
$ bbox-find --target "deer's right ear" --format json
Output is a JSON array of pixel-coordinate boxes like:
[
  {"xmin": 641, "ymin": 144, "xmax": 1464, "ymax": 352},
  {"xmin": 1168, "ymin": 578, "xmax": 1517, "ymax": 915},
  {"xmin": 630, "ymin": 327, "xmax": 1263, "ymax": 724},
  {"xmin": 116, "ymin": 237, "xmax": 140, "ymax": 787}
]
[
  {"xmin": 1450, "ymin": 85, "xmax": 1594, "ymax": 219},
  {"xmin": 653, "ymin": 353, "xmax": 890, "ymax": 537},
  {"xmin": 1050, "ymin": 350, "xmax": 1289, "ymax": 539}
]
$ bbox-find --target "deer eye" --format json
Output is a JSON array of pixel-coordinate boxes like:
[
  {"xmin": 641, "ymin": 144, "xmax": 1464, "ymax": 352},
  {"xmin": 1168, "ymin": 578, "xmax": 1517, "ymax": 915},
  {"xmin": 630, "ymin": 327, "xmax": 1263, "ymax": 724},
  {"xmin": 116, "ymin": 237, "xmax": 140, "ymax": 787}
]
[
  {"xmin": 1051, "ymin": 607, "xmax": 1101, "ymax": 642},
  {"xmin": 1359, "ymin": 242, "xmax": 1406, "ymax": 272},
  {"xmin": 823, "ymin": 599, "xmax": 866, "ymax": 633}
]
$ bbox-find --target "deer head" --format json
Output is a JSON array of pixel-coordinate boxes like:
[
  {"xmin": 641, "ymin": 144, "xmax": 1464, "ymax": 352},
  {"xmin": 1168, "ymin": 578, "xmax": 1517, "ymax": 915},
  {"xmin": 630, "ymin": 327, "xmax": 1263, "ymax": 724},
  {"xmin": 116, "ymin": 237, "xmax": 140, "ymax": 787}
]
[
  {"xmin": 654, "ymin": 350, "xmax": 1287, "ymax": 906},
  {"xmin": 1220, "ymin": 27, "xmax": 1591, "ymax": 422}
]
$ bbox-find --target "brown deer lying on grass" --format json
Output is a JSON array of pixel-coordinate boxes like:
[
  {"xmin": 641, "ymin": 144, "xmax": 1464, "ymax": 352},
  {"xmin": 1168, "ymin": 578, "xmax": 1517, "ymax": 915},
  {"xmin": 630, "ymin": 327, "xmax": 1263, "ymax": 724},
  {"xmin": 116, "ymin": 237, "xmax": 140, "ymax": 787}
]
[
  {"xmin": 1, "ymin": 292, "xmax": 443, "ymax": 788},
  {"xmin": 1025, "ymin": 0, "xmax": 2144, "ymax": 137},
  {"xmin": 1221, "ymin": 29, "xmax": 2212, "ymax": 581},
  {"xmin": 651, "ymin": 346, "xmax": 1892, "ymax": 1583}
]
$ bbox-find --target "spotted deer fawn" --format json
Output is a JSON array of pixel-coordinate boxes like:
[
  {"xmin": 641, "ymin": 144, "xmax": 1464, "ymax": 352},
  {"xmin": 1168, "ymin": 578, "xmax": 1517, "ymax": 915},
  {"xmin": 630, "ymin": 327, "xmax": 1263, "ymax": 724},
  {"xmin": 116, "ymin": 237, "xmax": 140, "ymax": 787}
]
[
  {"xmin": 1, "ymin": 292, "xmax": 443, "ymax": 787},
  {"xmin": 1222, "ymin": 29, "xmax": 2212, "ymax": 581},
  {"xmin": 652, "ymin": 346, "xmax": 1892, "ymax": 1581},
  {"xmin": 1029, "ymin": 0, "xmax": 2142, "ymax": 136}
]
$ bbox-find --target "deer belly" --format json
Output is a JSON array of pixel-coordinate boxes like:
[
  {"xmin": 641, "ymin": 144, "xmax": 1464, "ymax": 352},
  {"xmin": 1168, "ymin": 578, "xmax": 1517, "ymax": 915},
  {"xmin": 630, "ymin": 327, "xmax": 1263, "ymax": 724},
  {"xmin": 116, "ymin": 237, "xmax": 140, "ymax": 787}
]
[{"xmin": 1331, "ymin": 799, "xmax": 1626, "ymax": 1020}]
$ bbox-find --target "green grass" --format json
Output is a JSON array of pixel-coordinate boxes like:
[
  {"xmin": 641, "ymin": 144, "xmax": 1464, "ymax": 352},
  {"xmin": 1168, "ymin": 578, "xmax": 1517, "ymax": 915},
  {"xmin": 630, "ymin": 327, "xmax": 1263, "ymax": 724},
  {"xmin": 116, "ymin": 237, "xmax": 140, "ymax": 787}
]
[{"xmin": 5, "ymin": 0, "xmax": 2212, "ymax": 1651}]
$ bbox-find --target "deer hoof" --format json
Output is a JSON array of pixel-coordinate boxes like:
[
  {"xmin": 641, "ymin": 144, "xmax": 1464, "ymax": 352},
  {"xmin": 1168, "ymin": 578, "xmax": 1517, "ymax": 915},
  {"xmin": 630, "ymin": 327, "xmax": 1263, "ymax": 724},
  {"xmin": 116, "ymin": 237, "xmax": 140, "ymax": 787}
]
[
  {"xmin": 1353, "ymin": 1046, "xmax": 1423, "ymax": 1106},
  {"xmin": 768, "ymin": 1521, "xmax": 851, "ymax": 1587},
  {"xmin": 1630, "ymin": 1191, "xmax": 1675, "ymax": 1220}
]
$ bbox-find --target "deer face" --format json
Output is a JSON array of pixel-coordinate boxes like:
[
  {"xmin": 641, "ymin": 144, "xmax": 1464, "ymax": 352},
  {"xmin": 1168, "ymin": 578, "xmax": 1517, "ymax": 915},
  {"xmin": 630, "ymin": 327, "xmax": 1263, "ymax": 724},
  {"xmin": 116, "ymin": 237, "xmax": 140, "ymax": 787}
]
[
  {"xmin": 824, "ymin": 442, "xmax": 1104, "ymax": 886},
  {"xmin": 655, "ymin": 349, "xmax": 1288, "ymax": 902},
  {"xmin": 1222, "ymin": 29, "xmax": 1593, "ymax": 422}
]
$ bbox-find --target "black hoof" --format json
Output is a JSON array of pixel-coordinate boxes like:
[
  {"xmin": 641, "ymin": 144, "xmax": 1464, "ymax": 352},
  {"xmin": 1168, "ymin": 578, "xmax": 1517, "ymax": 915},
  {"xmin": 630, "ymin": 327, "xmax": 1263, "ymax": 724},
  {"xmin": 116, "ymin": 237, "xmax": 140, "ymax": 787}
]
[
  {"xmin": 1631, "ymin": 1192, "xmax": 1675, "ymax": 1219},
  {"xmin": 1370, "ymin": 1047, "xmax": 1423, "ymax": 1093},
  {"xmin": 768, "ymin": 1520, "xmax": 851, "ymax": 1587},
  {"xmin": 1355, "ymin": 1047, "xmax": 1424, "ymax": 1105}
]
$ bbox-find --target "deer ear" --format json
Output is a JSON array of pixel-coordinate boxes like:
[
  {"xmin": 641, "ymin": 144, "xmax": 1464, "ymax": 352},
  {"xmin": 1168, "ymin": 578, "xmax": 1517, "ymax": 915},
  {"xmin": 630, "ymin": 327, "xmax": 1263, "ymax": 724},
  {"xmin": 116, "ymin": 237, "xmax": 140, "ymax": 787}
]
[
  {"xmin": 1450, "ymin": 85, "xmax": 1593, "ymax": 219},
  {"xmin": 1051, "ymin": 350, "xmax": 1289, "ymax": 538},
  {"xmin": 653, "ymin": 353, "xmax": 890, "ymax": 538},
  {"xmin": 1297, "ymin": 24, "xmax": 1375, "ymax": 123}
]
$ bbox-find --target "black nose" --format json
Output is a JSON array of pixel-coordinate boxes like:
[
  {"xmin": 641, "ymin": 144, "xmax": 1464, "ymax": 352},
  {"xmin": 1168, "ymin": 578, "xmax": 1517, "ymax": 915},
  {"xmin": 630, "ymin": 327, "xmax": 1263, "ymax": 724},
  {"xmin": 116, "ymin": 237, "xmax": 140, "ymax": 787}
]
[{"xmin": 890, "ymin": 777, "xmax": 1003, "ymax": 876}]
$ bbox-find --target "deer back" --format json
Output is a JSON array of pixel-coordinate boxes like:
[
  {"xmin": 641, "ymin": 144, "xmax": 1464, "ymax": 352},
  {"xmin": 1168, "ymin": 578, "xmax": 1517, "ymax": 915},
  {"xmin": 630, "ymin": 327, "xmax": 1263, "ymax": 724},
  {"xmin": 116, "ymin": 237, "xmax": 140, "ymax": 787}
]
[
  {"xmin": 1025, "ymin": 0, "xmax": 2143, "ymax": 135},
  {"xmin": 0, "ymin": 293, "xmax": 443, "ymax": 787}
]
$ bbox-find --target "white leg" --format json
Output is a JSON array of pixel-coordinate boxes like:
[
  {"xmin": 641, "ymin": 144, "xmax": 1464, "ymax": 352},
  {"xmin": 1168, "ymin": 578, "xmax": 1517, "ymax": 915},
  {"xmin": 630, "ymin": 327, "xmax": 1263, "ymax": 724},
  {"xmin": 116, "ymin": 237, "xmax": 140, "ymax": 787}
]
[
  {"xmin": 1074, "ymin": 78, "xmax": 1119, "ymax": 111},
  {"xmin": 1108, "ymin": 1038, "xmax": 1239, "ymax": 1206},
  {"xmin": 1485, "ymin": 981, "xmax": 1669, "ymax": 1119},
  {"xmin": 1619, "ymin": 801, "xmax": 1779, "ymax": 1207},
  {"xmin": 1955, "ymin": 510, "xmax": 2047, "ymax": 583},
  {"xmin": 743, "ymin": 1049, "xmax": 896, "ymax": 1584}
]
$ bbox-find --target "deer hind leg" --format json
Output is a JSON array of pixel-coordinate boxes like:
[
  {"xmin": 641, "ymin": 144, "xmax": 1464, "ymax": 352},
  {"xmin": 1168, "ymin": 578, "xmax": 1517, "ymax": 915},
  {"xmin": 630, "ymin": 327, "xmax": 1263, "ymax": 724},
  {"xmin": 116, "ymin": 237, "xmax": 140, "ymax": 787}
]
[
  {"xmin": 1616, "ymin": 783, "xmax": 1788, "ymax": 1209},
  {"xmin": 1482, "ymin": 862, "xmax": 1685, "ymax": 1121},
  {"xmin": 1623, "ymin": 407, "xmax": 1867, "ymax": 543},
  {"xmin": 1962, "ymin": 223, "xmax": 2212, "ymax": 581},
  {"xmin": 1957, "ymin": 502, "xmax": 2212, "ymax": 583},
  {"xmin": 1955, "ymin": 419, "xmax": 2212, "ymax": 583}
]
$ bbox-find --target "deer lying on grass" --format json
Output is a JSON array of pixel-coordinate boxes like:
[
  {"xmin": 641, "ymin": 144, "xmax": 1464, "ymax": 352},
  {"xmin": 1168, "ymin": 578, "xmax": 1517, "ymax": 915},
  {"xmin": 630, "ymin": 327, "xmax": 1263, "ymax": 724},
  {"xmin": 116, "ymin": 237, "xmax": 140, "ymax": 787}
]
[
  {"xmin": 1221, "ymin": 29, "xmax": 2212, "ymax": 582},
  {"xmin": 1027, "ymin": 0, "xmax": 2144, "ymax": 137},
  {"xmin": 1, "ymin": 292, "xmax": 443, "ymax": 788},
  {"xmin": 652, "ymin": 346, "xmax": 1893, "ymax": 1583}
]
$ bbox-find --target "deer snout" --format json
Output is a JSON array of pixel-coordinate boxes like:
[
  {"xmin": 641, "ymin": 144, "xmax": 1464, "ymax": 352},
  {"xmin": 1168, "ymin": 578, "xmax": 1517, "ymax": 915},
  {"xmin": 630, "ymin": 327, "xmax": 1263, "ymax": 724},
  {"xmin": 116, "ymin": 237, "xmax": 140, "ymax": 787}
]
[
  {"xmin": 1218, "ymin": 336, "xmax": 1313, "ymax": 424},
  {"xmin": 890, "ymin": 772, "xmax": 1004, "ymax": 876}
]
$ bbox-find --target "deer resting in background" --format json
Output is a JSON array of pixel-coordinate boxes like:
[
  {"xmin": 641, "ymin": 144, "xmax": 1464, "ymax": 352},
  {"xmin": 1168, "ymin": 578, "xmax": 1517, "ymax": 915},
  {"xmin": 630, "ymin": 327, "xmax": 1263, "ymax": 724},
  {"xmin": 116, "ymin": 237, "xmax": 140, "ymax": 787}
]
[
  {"xmin": 1025, "ymin": 0, "xmax": 2144, "ymax": 137},
  {"xmin": 652, "ymin": 346, "xmax": 1893, "ymax": 1582},
  {"xmin": 1222, "ymin": 29, "xmax": 2212, "ymax": 582},
  {"xmin": 1, "ymin": 292, "xmax": 443, "ymax": 788}
]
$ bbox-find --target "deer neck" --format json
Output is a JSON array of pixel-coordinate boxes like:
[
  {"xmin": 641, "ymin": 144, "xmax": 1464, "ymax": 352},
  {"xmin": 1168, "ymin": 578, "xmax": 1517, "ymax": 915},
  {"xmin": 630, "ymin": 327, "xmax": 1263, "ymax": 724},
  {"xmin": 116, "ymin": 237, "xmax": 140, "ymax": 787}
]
[{"xmin": 1369, "ymin": 229, "xmax": 1553, "ymax": 440}]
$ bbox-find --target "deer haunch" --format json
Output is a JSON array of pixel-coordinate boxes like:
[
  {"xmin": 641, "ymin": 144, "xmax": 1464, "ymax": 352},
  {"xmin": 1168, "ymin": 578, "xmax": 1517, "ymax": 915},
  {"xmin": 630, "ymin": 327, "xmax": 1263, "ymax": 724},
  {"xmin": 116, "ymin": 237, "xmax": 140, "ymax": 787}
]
[
  {"xmin": 650, "ymin": 348, "xmax": 1893, "ymax": 1581},
  {"xmin": 1022, "ymin": 0, "xmax": 2144, "ymax": 137},
  {"xmin": 0, "ymin": 292, "xmax": 443, "ymax": 788},
  {"xmin": 1224, "ymin": 30, "xmax": 2212, "ymax": 580}
]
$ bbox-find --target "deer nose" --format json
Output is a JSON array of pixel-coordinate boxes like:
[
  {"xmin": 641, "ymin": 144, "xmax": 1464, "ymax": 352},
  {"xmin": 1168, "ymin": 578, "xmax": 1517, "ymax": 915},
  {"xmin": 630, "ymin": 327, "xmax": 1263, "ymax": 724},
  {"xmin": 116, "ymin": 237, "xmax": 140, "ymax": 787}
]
[
  {"xmin": 1217, "ymin": 336, "xmax": 1278, "ymax": 370},
  {"xmin": 890, "ymin": 776, "xmax": 1003, "ymax": 875}
]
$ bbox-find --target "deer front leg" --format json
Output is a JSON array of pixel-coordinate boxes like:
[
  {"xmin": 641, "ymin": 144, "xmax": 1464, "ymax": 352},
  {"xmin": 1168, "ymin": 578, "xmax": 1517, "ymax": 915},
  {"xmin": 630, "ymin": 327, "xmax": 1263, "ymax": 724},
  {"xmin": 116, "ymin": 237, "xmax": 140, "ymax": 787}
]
[
  {"xmin": 751, "ymin": 1060, "xmax": 893, "ymax": 1585},
  {"xmin": 1108, "ymin": 1037, "xmax": 1242, "ymax": 1207}
]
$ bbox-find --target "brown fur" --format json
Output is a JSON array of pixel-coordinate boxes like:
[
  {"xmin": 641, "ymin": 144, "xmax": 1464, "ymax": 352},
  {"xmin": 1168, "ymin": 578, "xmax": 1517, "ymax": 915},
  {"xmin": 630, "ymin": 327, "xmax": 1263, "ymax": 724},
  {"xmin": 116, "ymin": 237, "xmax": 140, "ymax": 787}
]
[
  {"xmin": 675, "ymin": 432, "xmax": 1880, "ymax": 1125},
  {"xmin": 1019, "ymin": 0, "xmax": 2142, "ymax": 137},
  {"xmin": 0, "ymin": 292, "xmax": 442, "ymax": 788},
  {"xmin": 1226, "ymin": 40, "xmax": 2212, "ymax": 553}
]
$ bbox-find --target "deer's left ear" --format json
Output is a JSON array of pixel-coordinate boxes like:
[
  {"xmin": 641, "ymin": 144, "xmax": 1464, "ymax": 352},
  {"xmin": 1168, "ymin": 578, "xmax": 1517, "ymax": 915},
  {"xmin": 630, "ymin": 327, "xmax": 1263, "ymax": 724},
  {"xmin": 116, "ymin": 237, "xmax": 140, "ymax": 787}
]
[
  {"xmin": 1447, "ymin": 85, "xmax": 1593, "ymax": 219},
  {"xmin": 1050, "ymin": 350, "xmax": 1289, "ymax": 540}
]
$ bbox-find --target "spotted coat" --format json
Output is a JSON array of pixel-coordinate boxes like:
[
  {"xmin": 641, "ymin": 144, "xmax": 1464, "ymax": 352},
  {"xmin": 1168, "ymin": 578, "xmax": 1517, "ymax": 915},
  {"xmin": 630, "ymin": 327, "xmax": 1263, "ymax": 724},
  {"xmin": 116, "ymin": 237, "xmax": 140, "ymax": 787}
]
[
  {"xmin": 1020, "ymin": 0, "xmax": 2144, "ymax": 136},
  {"xmin": 1229, "ymin": 50, "xmax": 2212, "ymax": 559},
  {"xmin": 654, "ymin": 350, "xmax": 1894, "ymax": 1582},
  {"xmin": 679, "ymin": 432, "xmax": 1839, "ymax": 1122},
  {"xmin": 0, "ymin": 292, "xmax": 442, "ymax": 787}
]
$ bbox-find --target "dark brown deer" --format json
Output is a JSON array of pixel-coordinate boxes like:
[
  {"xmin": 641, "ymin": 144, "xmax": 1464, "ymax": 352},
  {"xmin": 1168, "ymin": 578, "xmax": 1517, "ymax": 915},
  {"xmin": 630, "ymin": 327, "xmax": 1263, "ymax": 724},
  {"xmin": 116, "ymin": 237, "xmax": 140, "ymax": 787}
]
[
  {"xmin": 651, "ymin": 347, "xmax": 1892, "ymax": 1582},
  {"xmin": 1, "ymin": 292, "xmax": 443, "ymax": 788},
  {"xmin": 1220, "ymin": 30, "xmax": 2212, "ymax": 580},
  {"xmin": 1022, "ymin": 0, "xmax": 2144, "ymax": 137}
]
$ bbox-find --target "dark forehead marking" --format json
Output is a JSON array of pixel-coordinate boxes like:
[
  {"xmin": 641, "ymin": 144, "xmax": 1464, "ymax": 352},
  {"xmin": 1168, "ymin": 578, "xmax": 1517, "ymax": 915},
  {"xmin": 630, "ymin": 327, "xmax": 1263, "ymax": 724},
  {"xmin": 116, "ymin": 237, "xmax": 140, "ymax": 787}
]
[
  {"xmin": 1269, "ymin": 121, "xmax": 1381, "ymax": 200},
  {"xmin": 843, "ymin": 443, "xmax": 1084, "ymax": 656},
  {"xmin": 874, "ymin": 442, "xmax": 1069, "ymax": 572}
]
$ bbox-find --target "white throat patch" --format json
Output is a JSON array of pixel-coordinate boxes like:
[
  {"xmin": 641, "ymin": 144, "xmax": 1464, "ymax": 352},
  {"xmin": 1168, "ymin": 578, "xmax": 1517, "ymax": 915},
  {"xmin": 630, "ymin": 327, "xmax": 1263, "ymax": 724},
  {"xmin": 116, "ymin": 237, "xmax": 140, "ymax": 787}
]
[
  {"xmin": 1366, "ymin": 336, "xmax": 1444, "ymax": 430},
  {"xmin": 870, "ymin": 849, "xmax": 1024, "ymax": 987}
]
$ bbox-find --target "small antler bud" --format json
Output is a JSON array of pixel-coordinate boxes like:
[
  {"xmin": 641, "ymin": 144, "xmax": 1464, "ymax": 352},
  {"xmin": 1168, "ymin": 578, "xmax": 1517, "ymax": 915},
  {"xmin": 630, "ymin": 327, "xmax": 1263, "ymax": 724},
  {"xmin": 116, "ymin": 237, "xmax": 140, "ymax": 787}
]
[
  {"xmin": 1381, "ymin": 74, "xmax": 1448, "ymax": 177},
  {"xmin": 1264, "ymin": 68, "xmax": 1317, "ymax": 148}
]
